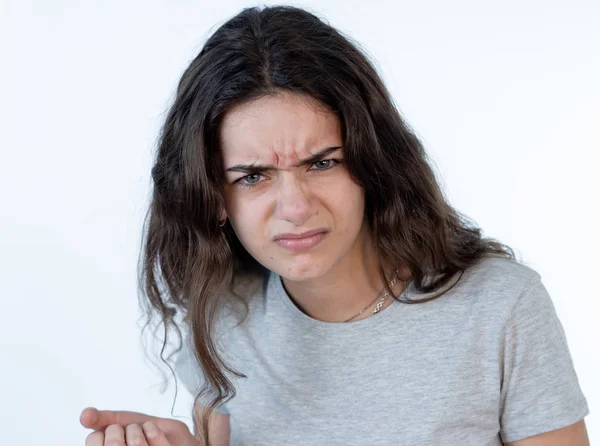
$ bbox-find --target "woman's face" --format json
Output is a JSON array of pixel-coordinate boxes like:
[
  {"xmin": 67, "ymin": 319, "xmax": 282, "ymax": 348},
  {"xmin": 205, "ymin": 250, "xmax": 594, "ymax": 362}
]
[{"xmin": 219, "ymin": 93, "xmax": 370, "ymax": 281}]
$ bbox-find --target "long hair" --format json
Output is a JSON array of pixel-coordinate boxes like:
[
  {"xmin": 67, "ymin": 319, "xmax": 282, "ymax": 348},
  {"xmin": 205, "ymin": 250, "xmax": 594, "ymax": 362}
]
[{"xmin": 138, "ymin": 5, "xmax": 515, "ymax": 444}]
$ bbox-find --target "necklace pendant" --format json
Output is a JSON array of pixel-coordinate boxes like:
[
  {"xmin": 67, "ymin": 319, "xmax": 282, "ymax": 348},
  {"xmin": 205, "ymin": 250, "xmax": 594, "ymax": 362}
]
[
  {"xmin": 372, "ymin": 295, "xmax": 388, "ymax": 314},
  {"xmin": 344, "ymin": 271, "xmax": 399, "ymax": 322}
]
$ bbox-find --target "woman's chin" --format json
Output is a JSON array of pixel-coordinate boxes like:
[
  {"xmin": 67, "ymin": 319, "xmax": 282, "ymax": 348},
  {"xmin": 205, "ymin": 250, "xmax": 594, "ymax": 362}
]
[{"xmin": 271, "ymin": 261, "xmax": 330, "ymax": 282}]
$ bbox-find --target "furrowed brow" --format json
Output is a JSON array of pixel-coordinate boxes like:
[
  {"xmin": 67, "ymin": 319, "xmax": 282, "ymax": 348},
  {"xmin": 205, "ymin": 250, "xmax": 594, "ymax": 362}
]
[{"xmin": 225, "ymin": 146, "xmax": 342, "ymax": 173}]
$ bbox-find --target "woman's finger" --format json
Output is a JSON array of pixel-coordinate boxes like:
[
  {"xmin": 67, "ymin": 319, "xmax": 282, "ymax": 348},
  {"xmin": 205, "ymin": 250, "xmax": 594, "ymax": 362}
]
[
  {"xmin": 125, "ymin": 423, "xmax": 149, "ymax": 446},
  {"xmin": 80, "ymin": 407, "xmax": 159, "ymax": 431},
  {"xmin": 142, "ymin": 421, "xmax": 171, "ymax": 446},
  {"xmin": 85, "ymin": 430, "xmax": 104, "ymax": 446},
  {"xmin": 104, "ymin": 424, "xmax": 126, "ymax": 446}
]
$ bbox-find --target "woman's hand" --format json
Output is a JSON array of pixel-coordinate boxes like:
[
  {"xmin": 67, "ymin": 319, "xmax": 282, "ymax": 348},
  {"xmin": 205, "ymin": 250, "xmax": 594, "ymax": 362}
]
[{"xmin": 80, "ymin": 407, "xmax": 201, "ymax": 446}]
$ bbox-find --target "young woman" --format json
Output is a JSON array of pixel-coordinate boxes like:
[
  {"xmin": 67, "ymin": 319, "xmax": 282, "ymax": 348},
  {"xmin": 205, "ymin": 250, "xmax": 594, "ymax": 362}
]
[{"xmin": 79, "ymin": 5, "xmax": 590, "ymax": 446}]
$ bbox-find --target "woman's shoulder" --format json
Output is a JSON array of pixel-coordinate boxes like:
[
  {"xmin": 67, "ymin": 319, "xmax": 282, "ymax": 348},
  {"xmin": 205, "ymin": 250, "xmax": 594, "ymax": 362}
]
[
  {"xmin": 415, "ymin": 254, "xmax": 539, "ymax": 303},
  {"xmin": 463, "ymin": 254, "xmax": 540, "ymax": 289},
  {"xmin": 449, "ymin": 254, "xmax": 545, "ymax": 318}
]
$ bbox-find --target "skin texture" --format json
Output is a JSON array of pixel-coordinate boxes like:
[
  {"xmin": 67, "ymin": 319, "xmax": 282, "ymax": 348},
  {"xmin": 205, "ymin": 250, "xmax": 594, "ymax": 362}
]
[
  {"xmin": 220, "ymin": 92, "xmax": 406, "ymax": 323},
  {"xmin": 80, "ymin": 407, "xmax": 195, "ymax": 446},
  {"xmin": 80, "ymin": 406, "xmax": 230, "ymax": 446}
]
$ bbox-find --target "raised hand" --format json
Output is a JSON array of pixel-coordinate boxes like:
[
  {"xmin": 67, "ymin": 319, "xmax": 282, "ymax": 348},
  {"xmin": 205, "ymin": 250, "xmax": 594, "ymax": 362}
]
[{"xmin": 80, "ymin": 406, "xmax": 200, "ymax": 446}]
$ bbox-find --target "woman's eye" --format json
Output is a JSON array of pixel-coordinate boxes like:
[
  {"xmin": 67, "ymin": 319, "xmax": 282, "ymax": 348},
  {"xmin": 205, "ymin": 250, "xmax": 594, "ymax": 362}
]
[
  {"xmin": 312, "ymin": 159, "xmax": 338, "ymax": 170},
  {"xmin": 241, "ymin": 173, "xmax": 262, "ymax": 184},
  {"xmin": 235, "ymin": 173, "xmax": 266, "ymax": 188},
  {"xmin": 235, "ymin": 159, "xmax": 339, "ymax": 188}
]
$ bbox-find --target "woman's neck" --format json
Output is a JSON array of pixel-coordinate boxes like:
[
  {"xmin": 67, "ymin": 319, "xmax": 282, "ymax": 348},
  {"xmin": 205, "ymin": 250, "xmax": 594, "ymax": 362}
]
[{"xmin": 280, "ymin": 232, "xmax": 408, "ymax": 323}]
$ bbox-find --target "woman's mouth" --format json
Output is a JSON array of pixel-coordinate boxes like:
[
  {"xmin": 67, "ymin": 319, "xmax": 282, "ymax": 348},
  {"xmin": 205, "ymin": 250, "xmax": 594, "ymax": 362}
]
[{"xmin": 273, "ymin": 229, "xmax": 328, "ymax": 252}]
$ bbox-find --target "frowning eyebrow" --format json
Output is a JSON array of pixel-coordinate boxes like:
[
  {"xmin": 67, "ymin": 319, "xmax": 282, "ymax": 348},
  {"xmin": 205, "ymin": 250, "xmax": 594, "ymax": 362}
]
[{"xmin": 225, "ymin": 146, "xmax": 342, "ymax": 174}]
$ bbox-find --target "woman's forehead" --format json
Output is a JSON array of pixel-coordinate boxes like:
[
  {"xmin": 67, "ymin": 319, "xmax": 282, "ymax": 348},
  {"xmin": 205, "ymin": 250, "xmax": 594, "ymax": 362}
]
[{"xmin": 219, "ymin": 94, "xmax": 342, "ymax": 168}]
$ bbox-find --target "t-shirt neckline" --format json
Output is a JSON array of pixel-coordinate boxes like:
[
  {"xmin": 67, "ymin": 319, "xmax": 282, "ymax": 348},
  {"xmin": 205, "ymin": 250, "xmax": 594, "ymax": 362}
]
[{"xmin": 270, "ymin": 270, "xmax": 415, "ymax": 333}]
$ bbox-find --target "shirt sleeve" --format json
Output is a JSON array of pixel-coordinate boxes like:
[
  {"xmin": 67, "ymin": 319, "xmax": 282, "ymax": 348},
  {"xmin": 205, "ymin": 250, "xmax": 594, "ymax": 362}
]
[
  {"xmin": 174, "ymin": 330, "xmax": 230, "ymax": 415},
  {"xmin": 499, "ymin": 273, "xmax": 589, "ymax": 443}
]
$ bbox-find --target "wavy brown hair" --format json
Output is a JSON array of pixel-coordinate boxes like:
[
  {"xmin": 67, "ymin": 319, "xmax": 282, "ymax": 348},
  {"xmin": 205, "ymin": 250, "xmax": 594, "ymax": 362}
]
[{"xmin": 138, "ymin": 5, "xmax": 516, "ymax": 445}]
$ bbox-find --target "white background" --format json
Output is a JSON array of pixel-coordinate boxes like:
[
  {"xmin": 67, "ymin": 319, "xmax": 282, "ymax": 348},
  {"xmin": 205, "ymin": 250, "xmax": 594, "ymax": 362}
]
[{"xmin": 1, "ymin": 0, "xmax": 598, "ymax": 444}]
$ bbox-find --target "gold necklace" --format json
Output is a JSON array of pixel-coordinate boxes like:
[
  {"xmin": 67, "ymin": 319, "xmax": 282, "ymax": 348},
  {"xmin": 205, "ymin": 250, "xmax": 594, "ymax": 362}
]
[{"xmin": 343, "ymin": 273, "xmax": 399, "ymax": 322}]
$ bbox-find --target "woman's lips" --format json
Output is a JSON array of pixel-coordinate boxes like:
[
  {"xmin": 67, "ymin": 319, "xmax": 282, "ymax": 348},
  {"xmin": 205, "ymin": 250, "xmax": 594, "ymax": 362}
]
[{"xmin": 274, "ymin": 231, "xmax": 327, "ymax": 251}]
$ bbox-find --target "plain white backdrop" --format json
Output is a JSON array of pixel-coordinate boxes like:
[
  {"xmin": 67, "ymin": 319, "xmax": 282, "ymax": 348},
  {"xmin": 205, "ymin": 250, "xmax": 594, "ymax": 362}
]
[{"xmin": 1, "ymin": 0, "xmax": 598, "ymax": 444}]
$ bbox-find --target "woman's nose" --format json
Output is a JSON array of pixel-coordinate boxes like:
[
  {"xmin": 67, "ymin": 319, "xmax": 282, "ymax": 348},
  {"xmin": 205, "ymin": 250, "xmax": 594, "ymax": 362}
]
[{"xmin": 274, "ymin": 176, "xmax": 314, "ymax": 226}]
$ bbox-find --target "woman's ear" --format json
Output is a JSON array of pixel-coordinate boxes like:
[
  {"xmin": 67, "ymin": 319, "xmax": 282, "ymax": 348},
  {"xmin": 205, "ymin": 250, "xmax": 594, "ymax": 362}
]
[{"xmin": 218, "ymin": 210, "xmax": 228, "ymax": 227}]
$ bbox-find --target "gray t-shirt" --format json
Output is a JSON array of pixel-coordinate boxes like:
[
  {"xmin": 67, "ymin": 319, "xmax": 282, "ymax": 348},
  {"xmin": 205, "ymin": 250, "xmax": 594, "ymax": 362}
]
[{"xmin": 174, "ymin": 256, "xmax": 589, "ymax": 445}]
